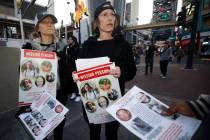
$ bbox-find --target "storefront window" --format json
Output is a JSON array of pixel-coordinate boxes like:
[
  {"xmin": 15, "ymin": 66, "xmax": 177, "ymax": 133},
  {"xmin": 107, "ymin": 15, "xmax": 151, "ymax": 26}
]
[{"xmin": 4, "ymin": 26, "xmax": 19, "ymax": 39}]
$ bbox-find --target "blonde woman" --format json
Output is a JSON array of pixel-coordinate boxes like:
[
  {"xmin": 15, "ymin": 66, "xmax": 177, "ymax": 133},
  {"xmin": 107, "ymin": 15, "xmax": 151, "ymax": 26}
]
[{"xmin": 17, "ymin": 12, "xmax": 69, "ymax": 140}]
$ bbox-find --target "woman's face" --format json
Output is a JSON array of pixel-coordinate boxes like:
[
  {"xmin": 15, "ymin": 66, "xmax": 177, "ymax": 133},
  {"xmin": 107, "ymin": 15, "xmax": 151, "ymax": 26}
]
[
  {"xmin": 26, "ymin": 61, "xmax": 33, "ymax": 69},
  {"xmin": 24, "ymin": 79, "xmax": 31, "ymax": 88},
  {"xmin": 36, "ymin": 77, "xmax": 44, "ymax": 87},
  {"xmin": 88, "ymin": 103, "xmax": 95, "ymax": 110},
  {"xmin": 68, "ymin": 37, "xmax": 74, "ymax": 45},
  {"xmin": 104, "ymin": 82, "xmax": 111, "ymax": 90},
  {"xmin": 84, "ymin": 84, "xmax": 90, "ymax": 91},
  {"xmin": 38, "ymin": 17, "xmax": 55, "ymax": 36},
  {"xmin": 42, "ymin": 62, "xmax": 52, "ymax": 73},
  {"xmin": 97, "ymin": 9, "xmax": 116, "ymax": 33}
]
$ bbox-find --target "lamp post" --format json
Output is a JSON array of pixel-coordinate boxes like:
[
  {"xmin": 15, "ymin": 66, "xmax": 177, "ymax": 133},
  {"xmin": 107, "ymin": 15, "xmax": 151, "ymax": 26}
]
[
  {"xmin": 185, "ymin": 0, "xmax": 200, "ymax": 69},
  {"xmin": 18, "ymin": 10, "xmax": 25, "ymax": 43}
]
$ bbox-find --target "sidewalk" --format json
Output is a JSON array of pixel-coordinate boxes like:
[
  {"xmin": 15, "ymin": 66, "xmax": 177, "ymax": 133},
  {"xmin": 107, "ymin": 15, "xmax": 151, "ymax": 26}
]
[
  {"xmin": 0, "ymin": 56, "xmax": 210, "ymax": 140},
  {"xmin": 128, "ymin": 55, "xmax": 210, "ymax": 102}
]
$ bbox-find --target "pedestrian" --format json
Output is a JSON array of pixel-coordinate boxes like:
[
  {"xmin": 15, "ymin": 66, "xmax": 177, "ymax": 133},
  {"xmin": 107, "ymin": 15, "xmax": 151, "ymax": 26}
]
[
  {"xmin": 79, "ymin": 2, "xmax": 136, "ymax": 140},
  {"xmin": 144, "ymin": 43, "xmax": 156, "ymax": 75},
  {"xmin": 133, "ymin": 45, "xmax": 141, "ymax": 65},
  {"xmin": 159, "ymin": 41, "xmax": 172, "ymax": 79},
  {"xmin": 64, "ymin": 35, "xmax": 81, "ymax": 102},
  {"xmin": 175, "ymin": 46, "xmax": 183, "ymax": 64},
  {"xmin": 16, "ymin": 12, "xmax": 69, "ymax": 140},
  {"xmin": 162, "ymin": 94, "xmax": 210, "ymax": 140}
]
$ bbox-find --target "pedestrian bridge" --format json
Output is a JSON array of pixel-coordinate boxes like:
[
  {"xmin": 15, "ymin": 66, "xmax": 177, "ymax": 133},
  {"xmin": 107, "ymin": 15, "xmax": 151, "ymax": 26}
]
[{"xmin": 123, "ymin": 21, "xmax": 177, "ymax": 31}]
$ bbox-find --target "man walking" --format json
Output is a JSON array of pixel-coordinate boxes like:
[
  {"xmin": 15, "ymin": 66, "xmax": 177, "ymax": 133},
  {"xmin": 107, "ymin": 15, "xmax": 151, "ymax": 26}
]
[{"xmin": 145, "ymin": 43, "xmax": 156, "ymax": 75}]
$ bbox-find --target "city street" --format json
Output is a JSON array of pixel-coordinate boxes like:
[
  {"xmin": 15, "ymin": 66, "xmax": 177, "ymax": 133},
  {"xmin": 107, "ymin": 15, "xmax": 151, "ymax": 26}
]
[
  {"xmin": 0, "ymin": 56, "xmax": 210, "ymax": 140},
  {"xmin": 0, "ymin": 0, "xmax": 210, "ymax": 139}
]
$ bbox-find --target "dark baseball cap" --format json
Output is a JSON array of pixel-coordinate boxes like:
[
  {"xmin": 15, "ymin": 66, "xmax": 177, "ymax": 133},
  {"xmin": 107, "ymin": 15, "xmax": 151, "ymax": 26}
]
[
  {"xmin": 94, "ymin": 1, "xmax": 116, "ymax": 20},
  {"xmin": 35, "ymin": 12, "xmax": 57, "ymax": 25}
]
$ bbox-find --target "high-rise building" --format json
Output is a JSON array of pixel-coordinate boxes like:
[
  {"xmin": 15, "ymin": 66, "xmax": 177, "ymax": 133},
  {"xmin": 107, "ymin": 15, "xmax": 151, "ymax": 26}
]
[
  {"xmin": 152, "ymin": 0, "xmax": 178, "ymax": 23},
  {"xmin": 151, "ymin": 0, "xmax": 178, "ymax": 41},
  {"xmin": 182, "ymin": 0, "xmax": 210, "ymax": 56}
]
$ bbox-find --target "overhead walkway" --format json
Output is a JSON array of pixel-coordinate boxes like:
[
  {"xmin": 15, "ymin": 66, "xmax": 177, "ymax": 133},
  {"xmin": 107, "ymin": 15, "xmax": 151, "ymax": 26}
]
[{"xmin": 123, "ymin": 21, "xmax": 177, "ymax": 31}]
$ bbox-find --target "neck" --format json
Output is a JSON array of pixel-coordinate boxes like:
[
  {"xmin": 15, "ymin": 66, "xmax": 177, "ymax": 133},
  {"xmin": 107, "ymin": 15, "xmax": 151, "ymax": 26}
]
[
  {"xmin": 41, "ymin": 35, "xmax": 54, "ymax": 45},
  {"xmin": 98, "ymin": 32, "xmax": 113, "ymax": 40}
]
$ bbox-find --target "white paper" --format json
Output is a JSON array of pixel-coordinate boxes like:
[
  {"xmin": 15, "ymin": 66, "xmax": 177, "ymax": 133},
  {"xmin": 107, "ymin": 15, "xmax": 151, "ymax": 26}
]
[
  {"xmin": 18, "ymin": 49, "xmax": 58, "ymax": 106},
  {"xmin": 76, "ymin": 57, "xmax": 110, "ymax": 71},
  {"xmin": 19, "ymin": 91, "xmax": 69, "ymax": 140},
  {"xmin": 107, "ymin": 86, "xmax": 201, "ymax": 140},
  {"xmin": 74, "ymin": 59, "xmax": 121, "ymax": 124}
]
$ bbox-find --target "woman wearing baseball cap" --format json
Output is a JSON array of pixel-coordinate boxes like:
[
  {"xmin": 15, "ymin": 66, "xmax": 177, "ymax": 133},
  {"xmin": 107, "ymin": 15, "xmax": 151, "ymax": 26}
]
[
  {"xmin": 80, "ymin": 2, "xmax": 136, "ymax": 140},
  {"xmin": 17, "ymin": 12, "xmax": 69, "ymax": 140}
]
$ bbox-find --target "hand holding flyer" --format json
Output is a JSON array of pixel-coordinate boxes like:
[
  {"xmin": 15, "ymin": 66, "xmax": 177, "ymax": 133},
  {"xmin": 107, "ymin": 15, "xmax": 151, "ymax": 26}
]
[
  {"xmin": 19, "ymin": 91, "xmax": 69, "ymax": 140},
  {"xmin": 107, "ymin": 86, "xmax": 201, "ymax": 140},
  {"xmin": 73, "ymin": 57, "xmax": 122, "ymax": 124},
  {"xmin": 18, "ymin": 49, "xmax": 58, "ymax": 106}
]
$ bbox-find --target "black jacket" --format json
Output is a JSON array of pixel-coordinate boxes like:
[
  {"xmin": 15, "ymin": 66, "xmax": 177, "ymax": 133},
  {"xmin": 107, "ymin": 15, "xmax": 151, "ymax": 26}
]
[{"xmin": 80, "ymin": 36, "xmax": 136, "ymax": 95}]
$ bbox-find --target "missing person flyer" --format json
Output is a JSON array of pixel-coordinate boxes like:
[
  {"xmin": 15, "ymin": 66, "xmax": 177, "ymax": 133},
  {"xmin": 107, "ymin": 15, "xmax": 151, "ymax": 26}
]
[
  {"xmin": 19, "ymin": 91, "xmax": 68, "ymax": 140},
  {"xmin": 18, "ymin": 49, "xmax": 58, "ymax": 106},
  {"xmin": 73, "ymin": 62, "xmax": 122, "ymax": 124},
  {"xmin": 107, "ymin": 86, "xmax": 201, "ymax": 140}
]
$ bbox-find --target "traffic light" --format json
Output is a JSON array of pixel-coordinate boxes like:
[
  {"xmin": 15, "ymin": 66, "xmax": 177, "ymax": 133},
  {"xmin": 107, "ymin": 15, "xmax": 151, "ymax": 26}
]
[{"xmin": 177, "ymin": 7, "xmax": 187, "ymax": 27}]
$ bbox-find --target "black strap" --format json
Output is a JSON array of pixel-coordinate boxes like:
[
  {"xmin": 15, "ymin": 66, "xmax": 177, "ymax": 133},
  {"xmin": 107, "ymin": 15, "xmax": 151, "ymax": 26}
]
[{"xmin": 160, "ymin": 48, "xmax": 168, "ymax": 56}]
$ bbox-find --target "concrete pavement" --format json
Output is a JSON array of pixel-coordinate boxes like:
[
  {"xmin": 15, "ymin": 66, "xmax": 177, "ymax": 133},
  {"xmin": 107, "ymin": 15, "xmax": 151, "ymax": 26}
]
[{"xmin": 0, "ymin": 56, "xmax": 210, "ymax": 140}]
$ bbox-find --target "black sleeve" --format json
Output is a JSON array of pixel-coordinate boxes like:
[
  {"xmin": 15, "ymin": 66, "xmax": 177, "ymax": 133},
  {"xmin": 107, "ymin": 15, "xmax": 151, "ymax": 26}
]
[
  {"xmin": 119, "ymin": 41, "xmax": 137, "ymax": 82},
  {"xmin": 55, "ymin": 44, "xmax": 67, "ymax": 60},
  {"xmin": 79, "ymin": 41, "xmax": 88, "ymax": 58}
]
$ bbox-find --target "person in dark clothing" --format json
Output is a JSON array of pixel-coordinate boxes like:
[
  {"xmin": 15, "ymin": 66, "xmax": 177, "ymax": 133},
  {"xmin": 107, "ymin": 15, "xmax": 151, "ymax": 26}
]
[
  {"xmin": 145, "ymin": 44, "xmax": 156, "ymax": 75},
  {"xmin": 16, "ymin": 12, "xmax": 69, "ymax": 140},
  {"xmin": 80, "ymin": 2, "xmax": 136, "ymax": 140},
  {"xmin": 175, "ymin": 45, "xmax": 183, "ymax": 64},
  {"xmin": 65, "ymin": 35, "xmax": 80, "ymax": 102}
]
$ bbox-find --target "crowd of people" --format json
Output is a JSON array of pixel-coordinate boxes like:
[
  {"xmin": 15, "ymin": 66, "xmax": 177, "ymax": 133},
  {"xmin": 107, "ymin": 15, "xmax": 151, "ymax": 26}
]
[
  {"xmin": 15, "ymin": 1, "xmax": 209, "ymax": 140},
  {"xmin": 132, "ymin": 40, "xmax": 186, "ymax": 79}
]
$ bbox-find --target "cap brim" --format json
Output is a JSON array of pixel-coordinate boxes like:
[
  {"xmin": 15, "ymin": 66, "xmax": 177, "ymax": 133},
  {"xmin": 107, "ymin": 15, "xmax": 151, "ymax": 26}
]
[{"xmin": 38, "ymin": 14, "xmax": 57, "ymax": 24}]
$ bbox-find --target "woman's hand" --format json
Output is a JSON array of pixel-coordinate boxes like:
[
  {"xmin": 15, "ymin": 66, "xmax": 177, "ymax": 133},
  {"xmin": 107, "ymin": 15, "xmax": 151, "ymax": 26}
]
[
  {"xmin": 72, "ymin": 71, "xmax": 79, "ymax": 82},
  {"xmin": 109, "ymin": 66, "xmax": 121, "ymax": 78}
]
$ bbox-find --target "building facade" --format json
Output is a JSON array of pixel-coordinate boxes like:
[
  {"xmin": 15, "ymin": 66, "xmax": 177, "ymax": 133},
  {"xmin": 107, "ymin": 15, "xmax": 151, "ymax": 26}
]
[
  {"xmin": 0, "ymin": 0, "xmax": 48, "ymax": 47},
  {"xmin": 151, "ymin": 0, "xmax": 178, "ymax": 41},
  {"xmin": 182, "ymin": 0, "xmax": 210, "ymax": 55}
]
